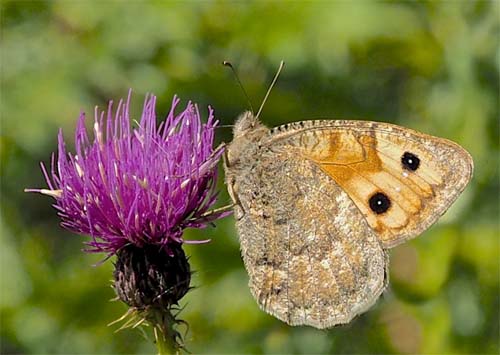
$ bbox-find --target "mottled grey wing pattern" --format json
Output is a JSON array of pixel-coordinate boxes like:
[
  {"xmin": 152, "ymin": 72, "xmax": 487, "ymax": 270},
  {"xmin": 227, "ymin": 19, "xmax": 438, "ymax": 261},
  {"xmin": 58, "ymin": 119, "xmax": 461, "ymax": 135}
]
[{"xmin": 231, "ymin": 143, "xmax": 387, "ymax": 328}]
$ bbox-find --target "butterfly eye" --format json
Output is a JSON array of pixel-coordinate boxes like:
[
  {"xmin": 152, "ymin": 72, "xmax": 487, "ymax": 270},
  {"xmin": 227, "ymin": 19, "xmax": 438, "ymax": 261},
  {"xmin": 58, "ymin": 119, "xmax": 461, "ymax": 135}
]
[
  {"xmin": 401, "ymin": 152, "xmax": 420, "ymax": 171},
  {"xmin": 369, "ymin": 192, "xmax": 391, "ymax": 214}
]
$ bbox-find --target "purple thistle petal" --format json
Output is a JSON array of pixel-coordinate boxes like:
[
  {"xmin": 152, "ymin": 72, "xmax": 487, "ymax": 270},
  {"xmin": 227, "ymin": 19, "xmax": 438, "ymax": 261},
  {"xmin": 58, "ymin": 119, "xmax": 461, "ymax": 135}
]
[{"xmin": 26, "ymin": 91, "xmax": 228, "ymax": 255}]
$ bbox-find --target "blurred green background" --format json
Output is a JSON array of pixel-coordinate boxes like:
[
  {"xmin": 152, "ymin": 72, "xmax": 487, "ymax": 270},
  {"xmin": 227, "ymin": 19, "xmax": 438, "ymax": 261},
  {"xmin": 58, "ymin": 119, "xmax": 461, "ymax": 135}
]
[{"xmin": 1, "ymin": 1, "xmax": 499, "ymax": 354}]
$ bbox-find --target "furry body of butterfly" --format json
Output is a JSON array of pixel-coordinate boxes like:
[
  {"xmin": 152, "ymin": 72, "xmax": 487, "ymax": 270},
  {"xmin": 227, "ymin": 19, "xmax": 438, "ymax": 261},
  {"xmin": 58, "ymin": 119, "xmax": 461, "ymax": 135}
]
[{"xmin": 224, "ymin": 111, "xmax": 473, "ymax": 329}]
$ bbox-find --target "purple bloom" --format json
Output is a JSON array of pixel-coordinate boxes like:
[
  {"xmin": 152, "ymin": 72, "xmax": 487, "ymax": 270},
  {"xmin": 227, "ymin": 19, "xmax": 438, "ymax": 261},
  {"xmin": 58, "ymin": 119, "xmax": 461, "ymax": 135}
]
[{"xmin": 26, "ymin": 91, "xmax": 226, "ymax": 255}]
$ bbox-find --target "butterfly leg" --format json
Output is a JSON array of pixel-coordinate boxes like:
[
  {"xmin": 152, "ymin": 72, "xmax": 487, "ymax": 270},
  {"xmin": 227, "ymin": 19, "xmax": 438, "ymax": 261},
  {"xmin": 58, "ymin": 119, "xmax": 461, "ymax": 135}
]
[
  {"xmin": 223, "ymin": 148, "xmax": 247, "ymax": 220},
  {"xmin": 193, "ymin": 204, "xmax": 235, "ymax": 221}
]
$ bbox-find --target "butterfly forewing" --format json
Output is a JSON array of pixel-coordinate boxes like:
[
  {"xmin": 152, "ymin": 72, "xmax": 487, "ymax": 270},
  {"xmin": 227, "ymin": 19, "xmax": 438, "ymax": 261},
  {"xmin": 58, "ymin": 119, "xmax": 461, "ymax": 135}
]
[{"xmin": 270, "ymin": 120, "xmax": 474, "ymax": 248}]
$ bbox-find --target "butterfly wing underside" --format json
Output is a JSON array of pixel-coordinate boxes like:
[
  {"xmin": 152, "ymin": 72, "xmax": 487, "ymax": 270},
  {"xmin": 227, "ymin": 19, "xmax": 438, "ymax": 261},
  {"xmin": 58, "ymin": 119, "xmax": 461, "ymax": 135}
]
[
  {"xmin": 226, "ymin": 113, "xmax": 472, "ymax": 329},
  {"xmin": 232, "ymin": 146, "xmax": 387, "ymax": 328}
]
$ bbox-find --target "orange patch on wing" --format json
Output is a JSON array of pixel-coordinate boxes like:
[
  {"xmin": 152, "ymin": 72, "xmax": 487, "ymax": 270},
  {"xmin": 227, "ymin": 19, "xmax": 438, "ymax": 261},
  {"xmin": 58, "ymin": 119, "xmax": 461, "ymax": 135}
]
[{"xmin": 301, "ymin": 130, "xmax": 425, "ymax": 244}]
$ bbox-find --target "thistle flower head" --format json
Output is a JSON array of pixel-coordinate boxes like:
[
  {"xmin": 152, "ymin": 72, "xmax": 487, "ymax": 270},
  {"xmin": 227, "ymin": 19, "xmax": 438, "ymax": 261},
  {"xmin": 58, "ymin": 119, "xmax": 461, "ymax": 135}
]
[
  {"xmin": 27, "ymin": 91, "xmax": 226, "ymax": 255},
  {"xmin": 26, "ymin": 91, "xmax": 230, "ymax": 351}
]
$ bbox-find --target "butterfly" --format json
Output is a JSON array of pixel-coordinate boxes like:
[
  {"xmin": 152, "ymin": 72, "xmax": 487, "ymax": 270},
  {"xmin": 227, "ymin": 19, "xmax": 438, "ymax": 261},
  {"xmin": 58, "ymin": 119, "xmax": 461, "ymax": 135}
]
[{"xmin": 223, "ymin": 110, "xmax": 473, "ymax": 329}]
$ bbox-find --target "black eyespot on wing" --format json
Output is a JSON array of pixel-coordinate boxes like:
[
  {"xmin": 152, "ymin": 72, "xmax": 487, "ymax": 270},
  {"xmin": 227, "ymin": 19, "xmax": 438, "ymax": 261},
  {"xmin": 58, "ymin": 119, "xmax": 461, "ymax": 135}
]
[
  {"xmin": 369, "ymin": 192, "xmax": 391, "ymax": 214},
  {"xmin": 401, "ymin": 152, "xmax": 420, "ymax": 171}
]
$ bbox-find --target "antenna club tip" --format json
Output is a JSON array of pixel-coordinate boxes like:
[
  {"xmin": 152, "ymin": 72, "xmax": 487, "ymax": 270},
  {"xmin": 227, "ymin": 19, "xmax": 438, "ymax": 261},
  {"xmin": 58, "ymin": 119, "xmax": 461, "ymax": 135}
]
[{"xmin": 222, "ymin": 61, "xmax": 233, "ymax": 67}]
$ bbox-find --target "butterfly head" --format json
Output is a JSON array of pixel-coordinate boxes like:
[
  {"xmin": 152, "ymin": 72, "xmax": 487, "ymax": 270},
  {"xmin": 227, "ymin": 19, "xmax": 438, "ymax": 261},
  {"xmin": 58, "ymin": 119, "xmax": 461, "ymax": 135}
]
[
  {"xmin": 233, "ymin": 111, "xmax": 267, "ymax": 138},
  {"xmin": 226, "ymin": 111, "xmax": 269, "ymax": 168}
]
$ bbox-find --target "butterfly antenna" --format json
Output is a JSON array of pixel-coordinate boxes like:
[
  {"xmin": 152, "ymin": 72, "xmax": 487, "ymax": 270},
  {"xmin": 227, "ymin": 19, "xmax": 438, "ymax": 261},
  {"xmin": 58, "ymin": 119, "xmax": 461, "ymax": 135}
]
[
  {"xmin": 256, "ymin": 60, "xmax": 285, "ymax": 119},
  {"xmin": 223, "ymin": 61, "xmax": 254, "ymax": 114}
]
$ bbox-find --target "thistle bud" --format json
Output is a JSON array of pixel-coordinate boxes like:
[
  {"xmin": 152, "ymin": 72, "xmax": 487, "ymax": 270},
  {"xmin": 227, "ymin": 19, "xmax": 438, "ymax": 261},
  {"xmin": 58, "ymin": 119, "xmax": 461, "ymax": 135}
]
[{"xmin": 114, "ymin": 243, "xmax": 191, "ymax": 310}]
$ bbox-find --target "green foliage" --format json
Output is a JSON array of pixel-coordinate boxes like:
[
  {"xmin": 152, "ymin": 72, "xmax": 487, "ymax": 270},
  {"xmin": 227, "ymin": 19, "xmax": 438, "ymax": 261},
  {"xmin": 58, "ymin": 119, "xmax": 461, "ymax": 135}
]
[{"xmin": 1, "ymin": 1, "xmax": 498, "ymax": 354}]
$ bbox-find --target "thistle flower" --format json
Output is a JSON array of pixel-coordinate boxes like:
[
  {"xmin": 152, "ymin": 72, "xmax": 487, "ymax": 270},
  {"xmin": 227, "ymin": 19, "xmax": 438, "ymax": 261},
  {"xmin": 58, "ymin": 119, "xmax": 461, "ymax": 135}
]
[
  {"xmin": 26, "ymin": 91, "xmax": 229, "ymax": 352},
  {"xmin": 27, "ymin": 91, "xmax": 225, "ymax": 252}
]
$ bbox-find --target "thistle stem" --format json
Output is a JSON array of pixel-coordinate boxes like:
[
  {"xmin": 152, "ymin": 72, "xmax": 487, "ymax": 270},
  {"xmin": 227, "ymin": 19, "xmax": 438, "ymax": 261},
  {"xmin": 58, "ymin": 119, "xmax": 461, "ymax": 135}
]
[
  {"xmin": 152, "ymin": 308, "xmax": 181, "ymax": 355},
  {"xmin": 155, "ymin": 328, "xmax": 176, "ymax": 355}
]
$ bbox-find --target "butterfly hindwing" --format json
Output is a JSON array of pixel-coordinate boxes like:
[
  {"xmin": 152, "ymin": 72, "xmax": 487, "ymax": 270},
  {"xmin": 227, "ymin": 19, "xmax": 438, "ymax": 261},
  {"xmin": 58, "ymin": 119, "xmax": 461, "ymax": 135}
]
[{"xmin": 227, "ymin": 135, "xmax": 387, "ymax": 328}]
